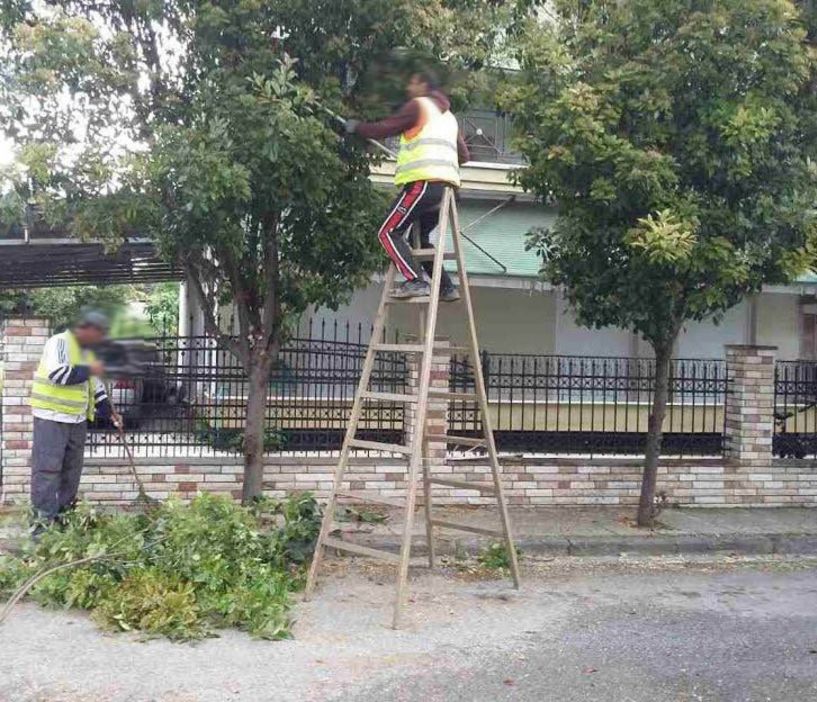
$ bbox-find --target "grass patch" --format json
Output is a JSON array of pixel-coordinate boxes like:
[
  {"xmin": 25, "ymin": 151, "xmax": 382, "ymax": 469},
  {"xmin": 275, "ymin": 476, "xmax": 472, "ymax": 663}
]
[{"xmin": 0, "ymin": 493, "xmax": 321, "ymax": 641}]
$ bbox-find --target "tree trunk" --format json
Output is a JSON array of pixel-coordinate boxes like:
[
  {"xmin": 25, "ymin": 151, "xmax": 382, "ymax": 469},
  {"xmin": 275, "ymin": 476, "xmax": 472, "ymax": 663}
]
[
  {"xmin": 242, "ymin": 357, "xmax": 272, "ymax": 505},
  {"xmin": 637, "ymin": 342, "xmax": 673, "ymax": 528}
]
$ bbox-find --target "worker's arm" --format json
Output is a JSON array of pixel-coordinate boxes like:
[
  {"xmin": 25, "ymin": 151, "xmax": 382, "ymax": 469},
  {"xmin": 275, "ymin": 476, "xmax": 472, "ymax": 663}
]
[
  {"xmin": 43, "ymin": 336, "xmax": 101, "ymax": 386},
  {"xmin": 93, "ymin": 377, "xmax": 114, "ymax": 421},
  {"xmin": 353, "ymin": 100, "xmax": 421, "ymax": 140},
  {"xmin": 457, "ymin": 133, "xmax": 471, "ymax": 165}
]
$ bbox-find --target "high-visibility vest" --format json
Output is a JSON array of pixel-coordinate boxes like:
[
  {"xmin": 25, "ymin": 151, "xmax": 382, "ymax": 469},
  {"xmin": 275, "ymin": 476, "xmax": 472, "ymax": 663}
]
[
  {"xmin": 31, "ymin": 330, "xmax": 97, "ymax": 421},
  {"xmin": 394, "ymin": 97, "xmax": 461, "ymax": 187}
]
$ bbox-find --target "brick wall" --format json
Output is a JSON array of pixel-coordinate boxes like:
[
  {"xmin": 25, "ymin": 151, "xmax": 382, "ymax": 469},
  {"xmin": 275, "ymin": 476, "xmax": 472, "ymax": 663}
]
[
  {"xmin": 2, "ymin": 323, "xmax": 815, "ymax": 510},
  {"xmin": 8, "ymin": 455, "xmax": 806, "ymax": 508},
  {"xmin": 1, "ymin": 317, "xmax": 49, "ymax": 501},
  {"xmin": 724, "ymin": 345, "xmax": 776, "ymax": 468}
]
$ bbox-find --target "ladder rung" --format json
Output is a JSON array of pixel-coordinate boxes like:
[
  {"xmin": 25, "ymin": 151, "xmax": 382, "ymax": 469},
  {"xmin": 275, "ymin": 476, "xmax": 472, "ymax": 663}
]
[
  {"xmin": 440, "ymin": 345, "xmax": 472, "ymax": 355},
  {"xmin": 385, "ymin": 296, "xmax": 430, "ymax": 305},
  {"xmin": 347, "ymin": 438, "xmax": 411, "ymax": 455},
  {"xmin": 410, "ymin": 248, "xmax": 456, "ymax": 260},
  {"xmin": 322, "ymin": 537, "xmax": 401, "ymax": 563},
  {"xmin": 429, "ymin": 519, "xmax": 504, "ymax": 537},
  {"xmin": 425, "ymin": 433, "xmax": 486, "ymax": 447},
  {"xmin": 429, "ymin": 478, "xmax": 496, "ymax": 494},
  {"xmin": 428, "ymin": 389, "xmax": 479, "ymax": 401},
  {"xmin": 336, "ymin": 490, "xmax": 406, "ymax": 508},
  {"xmin": 360, "ymin": 391, "xmax": 418, "ymax": 404},
  {"xmin": 372, "ymin": 343, "xmax": 425, "ymax": 353}
]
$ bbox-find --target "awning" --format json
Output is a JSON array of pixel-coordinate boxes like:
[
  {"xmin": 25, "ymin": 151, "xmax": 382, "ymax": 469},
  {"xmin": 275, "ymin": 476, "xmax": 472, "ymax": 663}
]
[{"xmin": 0, "ymin": 233, "xmax": 181, "ymax": 289}]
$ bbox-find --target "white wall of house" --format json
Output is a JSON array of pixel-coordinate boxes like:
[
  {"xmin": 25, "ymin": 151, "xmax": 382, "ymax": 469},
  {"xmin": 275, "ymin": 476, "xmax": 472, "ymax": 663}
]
[
  {"xmin": 304, "ymin": 283, "xmax": 804, "ymax": 361},
  {"xmin": 756, "ymin": 293, "xmax": 800, "ymax": 360},
  {"xmin": 186, "ymin": 273, "xmax": 806, "ymax": 361}
]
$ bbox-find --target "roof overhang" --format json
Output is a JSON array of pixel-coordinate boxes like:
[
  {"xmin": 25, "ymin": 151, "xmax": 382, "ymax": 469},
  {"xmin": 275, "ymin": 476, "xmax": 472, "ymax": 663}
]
[{"xmin": 0, "ymin": 236, "xmax": 181, "ymax": 289}]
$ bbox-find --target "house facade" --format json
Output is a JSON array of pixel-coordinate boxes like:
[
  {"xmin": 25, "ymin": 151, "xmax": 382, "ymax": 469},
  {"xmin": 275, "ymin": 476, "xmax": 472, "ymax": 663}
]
[{"xmin": 179, "ymin": 108, "xmax": 817, "ymax": 362}]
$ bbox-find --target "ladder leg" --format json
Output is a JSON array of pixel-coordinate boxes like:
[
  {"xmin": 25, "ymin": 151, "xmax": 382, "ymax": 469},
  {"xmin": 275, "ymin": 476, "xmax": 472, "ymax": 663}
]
[
  {"xmin": 392, "ymin": 190, "xmax": 453, "ymax": 628},
  {"xmin": 449, "ymin": 197, "xmax": 521, "ymax": 589},
  {"xmin": 417, "ymin": 275, "xmax": 435, "ymax": 569},
  {"xmin": 305, "ymin": 265, "xmax": 397, "ymax": 600},
  {"xmin": 422, "ymin": 456, "xmax": 435, "ymax": 569}
]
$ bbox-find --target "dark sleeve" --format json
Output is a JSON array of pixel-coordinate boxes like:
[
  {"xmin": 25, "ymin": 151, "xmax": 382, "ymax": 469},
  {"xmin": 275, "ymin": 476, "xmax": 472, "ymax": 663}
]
[
  {"xmin": 49, "ymin": 365, "xmax": 91, "ymax": 386},
  {"xmin": 95, "ymin": 397, "xmax": 113, "ymax": 420},
  {"xmin": 355, "ymin": 100, "xmax": 421, "ymax": 140},
  {"xmin": 457, "ymin": 133, "xmax": 471, "ymax": 165}
]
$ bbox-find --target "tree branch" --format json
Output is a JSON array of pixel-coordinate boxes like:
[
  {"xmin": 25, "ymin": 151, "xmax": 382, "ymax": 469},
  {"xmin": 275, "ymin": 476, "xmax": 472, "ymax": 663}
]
[
  {"xmin": 182, "ymin": 256, "xmax": 247, "ymax": 368},
  {"xmin": 260, "ymin": 214, "xmax": 281, "ymax": 354}
]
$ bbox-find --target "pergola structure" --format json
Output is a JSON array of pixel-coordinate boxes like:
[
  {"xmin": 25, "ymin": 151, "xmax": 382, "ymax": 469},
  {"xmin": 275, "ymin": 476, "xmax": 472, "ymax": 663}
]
[{"xmin": 0, "ymin": 226, "xmax": 181, "ymax": 289}]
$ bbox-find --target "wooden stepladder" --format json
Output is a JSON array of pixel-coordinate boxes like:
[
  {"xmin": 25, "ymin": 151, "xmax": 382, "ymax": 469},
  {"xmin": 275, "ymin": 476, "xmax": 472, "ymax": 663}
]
[{"xmin": 304, "ymin": 186, "xmax": 520, "ymax": 628}]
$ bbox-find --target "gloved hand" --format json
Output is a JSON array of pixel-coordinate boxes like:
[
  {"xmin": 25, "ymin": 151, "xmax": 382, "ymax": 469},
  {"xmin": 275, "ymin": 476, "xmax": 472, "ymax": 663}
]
[{"xmin": 345, "ymin": 118, "xmax": 360, "ymax": 135}]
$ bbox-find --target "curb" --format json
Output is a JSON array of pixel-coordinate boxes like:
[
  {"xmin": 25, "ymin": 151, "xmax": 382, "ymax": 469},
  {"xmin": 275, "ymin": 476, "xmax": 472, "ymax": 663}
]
[{"xmin": 338, "ymin": 532, "xmax": 817, "ymax": 559}]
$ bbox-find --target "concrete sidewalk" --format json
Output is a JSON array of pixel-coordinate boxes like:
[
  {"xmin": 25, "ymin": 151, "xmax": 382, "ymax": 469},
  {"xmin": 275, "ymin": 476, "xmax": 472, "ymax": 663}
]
[
  {"xmin": 3, "ymin": 504, "xmax": 816, "ymax": 559},
  {"xmin": 336, "ymin": 505, "xmax": 817, "ymax": 558}
]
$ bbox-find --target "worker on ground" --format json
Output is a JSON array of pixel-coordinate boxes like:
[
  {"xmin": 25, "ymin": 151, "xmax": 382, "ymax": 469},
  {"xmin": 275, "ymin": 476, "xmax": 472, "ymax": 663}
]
[
  {"xmin": 346, "ymin": 70, "xmax": 470, "ymax": 300},
  {"xmin": 29, "ymin": 311, "xmax": 121, "ymax": 535}
]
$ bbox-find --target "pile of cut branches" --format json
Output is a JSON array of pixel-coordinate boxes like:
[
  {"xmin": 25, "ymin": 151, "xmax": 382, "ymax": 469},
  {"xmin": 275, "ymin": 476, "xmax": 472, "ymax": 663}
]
[{"xmin": 0, "ymin": 493, "xmax": 321, "ymax": 641}]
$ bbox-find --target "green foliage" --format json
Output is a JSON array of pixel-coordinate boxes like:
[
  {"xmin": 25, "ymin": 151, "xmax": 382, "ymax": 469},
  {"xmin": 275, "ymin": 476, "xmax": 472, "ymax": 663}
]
[
  {"xmin": 93, "ymin": 569, "xmax": 202, "ymax": 640},
  {"xmin": 0, "ymin": 0, "xmax": 510, "ymax": 498},
  {"xmin": 0, "ymin": 285, "xmax": 129, "ymax": 330},
  {"xmin": 2, "ymin": 494, "xmax": 322, "ymax": 641},
  {"xmin": 142, "ymin": 283, "xmax": 179, "ymax": 336},
  {"xmin": 507, "ymin": 0, "xmax": 817, "ymax": 348},
  {"xmin": 476, "ymin": 542, "xmax": 519, "ymax": 572},
  {"xmin": 193, "ymin": 422, "xmax": 286, "ymax": 454}
]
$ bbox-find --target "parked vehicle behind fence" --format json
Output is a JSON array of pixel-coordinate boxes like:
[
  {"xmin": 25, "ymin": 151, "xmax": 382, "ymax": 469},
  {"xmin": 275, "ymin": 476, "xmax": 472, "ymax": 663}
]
[{"xmin": 96, "ymin": 340, "xmax": 185, "ymax": 429}]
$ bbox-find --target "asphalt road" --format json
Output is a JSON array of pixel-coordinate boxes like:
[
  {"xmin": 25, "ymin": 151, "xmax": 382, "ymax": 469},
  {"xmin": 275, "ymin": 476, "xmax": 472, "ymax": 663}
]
[
  {"xmin": 346, "ymin": 564, "xmax": 817, "ymax": 702},
  {"xmin": 1, "ymin": 557, "xmax": 816, "ymax": 702}
]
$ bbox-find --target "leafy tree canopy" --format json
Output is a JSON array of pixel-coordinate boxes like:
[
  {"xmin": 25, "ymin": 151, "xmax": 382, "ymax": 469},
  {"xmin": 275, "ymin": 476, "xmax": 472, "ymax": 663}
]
[
  {"xmin": 505, "ymin": 0, "xmax": 817, "ymax": 526},
  {"xmin": 507, "ymin": 0, "xmax": 817, "ymax": 351},
  {"xmin": 0, "ymin": 0, "xmax": 514, "ymax": 500}
]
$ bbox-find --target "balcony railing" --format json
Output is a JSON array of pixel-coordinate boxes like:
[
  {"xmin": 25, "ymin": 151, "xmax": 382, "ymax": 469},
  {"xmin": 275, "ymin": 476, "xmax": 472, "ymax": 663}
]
[{"xmin": 385, "ymin": 109, "xmax": 524, "ymax": 166}]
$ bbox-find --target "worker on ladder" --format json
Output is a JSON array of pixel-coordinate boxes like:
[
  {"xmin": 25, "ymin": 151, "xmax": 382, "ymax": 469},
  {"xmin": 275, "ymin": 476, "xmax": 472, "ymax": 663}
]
[{"xmin": 345, "ymin": 70, "xmax": 470, "ymax": 300}]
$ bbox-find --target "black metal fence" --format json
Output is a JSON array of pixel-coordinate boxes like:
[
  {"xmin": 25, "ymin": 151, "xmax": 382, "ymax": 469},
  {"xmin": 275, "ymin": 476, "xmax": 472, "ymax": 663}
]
[
  {"xmin": 774, "ymin": 360, "xmax": 817, "ymax": 459},
  {"xmin": 87, "ymin": 321, "xmax": 407, "ymax": 457},
  {"xmin": 451, "ymin": 354, "xmax": 726, "ymax": 456},
  {"xmin": 87, "ymin": 325, "xmax": 728, "ymax": 458}
]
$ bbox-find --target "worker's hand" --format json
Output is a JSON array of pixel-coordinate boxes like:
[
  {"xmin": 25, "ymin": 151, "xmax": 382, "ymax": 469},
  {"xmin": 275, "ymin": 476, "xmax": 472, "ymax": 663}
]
[
  {"xmin": 111, "ymin": 411, "xmax": 123, "ymax": 431},
  {"xmin": 344, "ymin": 118, "xmax": 359, "ymax": 135},
  {"xmin": 88, "ymin": 360, "xmax": 105, "ymax": 377}
]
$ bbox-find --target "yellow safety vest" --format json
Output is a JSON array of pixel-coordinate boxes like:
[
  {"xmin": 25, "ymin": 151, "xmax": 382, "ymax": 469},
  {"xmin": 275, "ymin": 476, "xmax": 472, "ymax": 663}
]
[
  {"xmin": 394, "ymin": 97, "xmax": 461, "ymax": 187},
  {"xmin": 31, "ymin": 330, "xmax": 97, "ymax": 421}
]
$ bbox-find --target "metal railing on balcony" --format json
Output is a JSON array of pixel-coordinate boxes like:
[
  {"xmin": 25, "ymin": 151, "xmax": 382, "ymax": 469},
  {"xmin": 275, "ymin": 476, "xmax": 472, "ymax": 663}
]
[{"xmin": 384, "ymin": 109, "xmax": 524, "ymax": 167}]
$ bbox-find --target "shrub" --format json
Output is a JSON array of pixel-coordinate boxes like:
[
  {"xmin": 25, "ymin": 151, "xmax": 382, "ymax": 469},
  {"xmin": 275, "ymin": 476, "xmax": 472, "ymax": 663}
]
[{"xmin": 1, "ymin": 493, "xmax": 321, "ymax": 641}]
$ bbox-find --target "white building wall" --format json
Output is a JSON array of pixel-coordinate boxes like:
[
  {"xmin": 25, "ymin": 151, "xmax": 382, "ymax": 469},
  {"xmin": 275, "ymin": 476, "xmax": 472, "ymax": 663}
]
[
  {"xmin": 553, "ymin": 290, "xmax": 634, "ymax": 357},
  {"xmin": 675, "ymin": 301, "xmax": 749, "ymax": 359},
  {"xmin": 756, "ymin": 293, "xmax": 800, "ymax": 360},
  {"xmin": 305, "ymin": 280, "xmax": 557, "ymax": 354},
  {"xmin": 195, "ymin": 277, "xmax": 801, "ymax": 361}
]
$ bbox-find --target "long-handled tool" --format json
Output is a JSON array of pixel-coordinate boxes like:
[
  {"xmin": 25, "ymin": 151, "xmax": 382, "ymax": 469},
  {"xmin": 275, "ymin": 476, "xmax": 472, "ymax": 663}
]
[
  {"xmin": 318, "ymin": 103, "xmax": 399, "ymax": 158},
  {"xmin": 114, "ymin": 422, "xmax": 158, "ymax": 508},
  {"xmin": 107, "ymin": 405, "xmax": 158, "ymax": 509}
]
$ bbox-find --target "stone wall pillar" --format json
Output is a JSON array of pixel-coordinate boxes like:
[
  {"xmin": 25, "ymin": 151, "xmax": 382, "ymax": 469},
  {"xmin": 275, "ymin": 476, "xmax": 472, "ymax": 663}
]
[
  {"xmin": 1, "ymin": 317, "xmax": 49, "ymax": 503},
  {"xmin": 404, "ymin": 338, "xmax": 450, "ymax": 477},
  {"xmin": 723, "ymin": 345, "xmax": 776, "ymax": 468}
]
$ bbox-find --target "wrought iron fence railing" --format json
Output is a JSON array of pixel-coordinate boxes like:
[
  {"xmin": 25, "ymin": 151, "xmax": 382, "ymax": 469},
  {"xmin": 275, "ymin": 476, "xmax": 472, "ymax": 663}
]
[
  {"xmin": 774, "ymin": 360, "xmax": 817, "ymax": 459},
  {"xmin": 86, "ymin": 321, "xmax": 407, "ymax": 457},
  {"xmin": 450, "ymin": 354, "xmax": 726, "ymax": 456},
  {"xmin": 86, "ymin": 327, "xmax": 728, "ymax": 458}
]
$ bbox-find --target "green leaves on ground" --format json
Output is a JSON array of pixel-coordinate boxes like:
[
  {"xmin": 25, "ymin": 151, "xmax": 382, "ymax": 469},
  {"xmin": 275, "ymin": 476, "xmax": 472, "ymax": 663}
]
[
  {"xmin": 476, "ymin": 542, "xmax": 519, "ymax": 572},
  {"xmin": 0, "ymin": 493, "xmax": 322, "ymax": 641}
]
